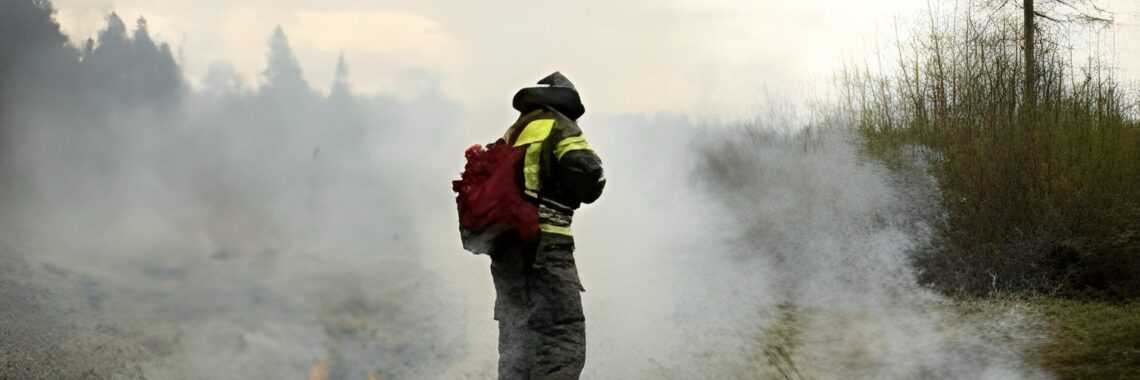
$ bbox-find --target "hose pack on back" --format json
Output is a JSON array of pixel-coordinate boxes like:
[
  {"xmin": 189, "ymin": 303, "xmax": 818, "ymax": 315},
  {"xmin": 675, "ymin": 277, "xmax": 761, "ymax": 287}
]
[{"xmin": 452, "ymin": 139, "xmax": 539, "ymax": 255}]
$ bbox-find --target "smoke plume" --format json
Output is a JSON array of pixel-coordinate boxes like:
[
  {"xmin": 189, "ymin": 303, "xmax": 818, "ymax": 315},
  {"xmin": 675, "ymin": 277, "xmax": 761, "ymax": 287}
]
[{"xmin": 0, "ymin": 1, "xmax": 1050, "ymax": 379}]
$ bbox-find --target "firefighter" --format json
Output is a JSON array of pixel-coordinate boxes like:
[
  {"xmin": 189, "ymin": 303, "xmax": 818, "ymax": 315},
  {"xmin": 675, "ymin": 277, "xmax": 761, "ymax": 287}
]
[{"xmin": 490, "ymin": 72, "xmax": 605, "ymax": 379}]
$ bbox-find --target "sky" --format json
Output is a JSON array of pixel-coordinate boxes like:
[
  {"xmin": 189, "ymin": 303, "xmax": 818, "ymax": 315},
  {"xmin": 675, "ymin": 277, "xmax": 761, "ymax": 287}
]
[{"xmin": 49, "ymin": 0, "xmax": 1140, "ymax": 120}]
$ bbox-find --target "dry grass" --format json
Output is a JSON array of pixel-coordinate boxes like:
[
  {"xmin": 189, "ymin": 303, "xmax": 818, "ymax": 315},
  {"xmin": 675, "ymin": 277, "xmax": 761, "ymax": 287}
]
[{"xmin": 1032, "ymin": 298, "xmax": 1140, "ymax": 379}]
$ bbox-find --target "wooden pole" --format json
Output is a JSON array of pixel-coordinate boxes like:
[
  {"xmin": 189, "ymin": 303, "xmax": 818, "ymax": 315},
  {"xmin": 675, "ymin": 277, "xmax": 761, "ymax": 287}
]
[{"xmin": 1024, "ymin": 0, "xmax": 1036, "ymax": 117}]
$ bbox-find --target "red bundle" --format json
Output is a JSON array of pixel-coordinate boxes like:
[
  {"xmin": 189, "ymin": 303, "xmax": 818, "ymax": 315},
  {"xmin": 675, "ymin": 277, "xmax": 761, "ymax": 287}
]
[{"xmin": 452, "ymin": 139, "xmax": 539, "ymax": 254}]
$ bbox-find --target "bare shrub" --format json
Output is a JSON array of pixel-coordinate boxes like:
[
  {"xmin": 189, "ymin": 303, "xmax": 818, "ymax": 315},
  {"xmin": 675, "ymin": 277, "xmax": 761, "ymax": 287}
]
[{"xmin": 838, "ymin": 3, "xmax": 1140, "ymax": 298}]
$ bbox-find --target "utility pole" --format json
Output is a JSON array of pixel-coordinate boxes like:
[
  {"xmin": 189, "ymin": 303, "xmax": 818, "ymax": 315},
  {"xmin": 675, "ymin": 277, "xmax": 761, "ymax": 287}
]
[
  {"xmin": 1022, "ymin": 0, "xmax": 1039, "ymax": 176},
  {"xmin": 1024, "ymin": 0, "xmax": 1037, "ymax": 118}
]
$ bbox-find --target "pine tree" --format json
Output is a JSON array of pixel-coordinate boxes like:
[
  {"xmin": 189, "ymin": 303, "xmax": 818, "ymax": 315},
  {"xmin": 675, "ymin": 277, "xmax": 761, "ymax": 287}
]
[
  {"xmin": 329, "ymin": 52, "xmax": 351, "ymax": 101},
  {"xmin": 261, "ymin": 25, "xmax": 309, "ymax": 95}
]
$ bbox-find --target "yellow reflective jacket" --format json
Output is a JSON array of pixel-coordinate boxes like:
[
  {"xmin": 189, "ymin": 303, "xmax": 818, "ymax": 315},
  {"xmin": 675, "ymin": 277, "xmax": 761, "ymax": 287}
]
[{"xmin": 502, "ymin": 108, "xmax": 605, "ymax": 235}]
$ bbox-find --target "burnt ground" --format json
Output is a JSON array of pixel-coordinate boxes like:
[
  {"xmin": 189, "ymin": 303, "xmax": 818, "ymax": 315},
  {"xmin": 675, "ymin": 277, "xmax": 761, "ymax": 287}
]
[
  {"xmin": 0, "ymin": 237, "xmax": 463, "ymax": 380},
  {"xmin": 0, "ymin": 244, "xmax": 167, "ymax": 379}
]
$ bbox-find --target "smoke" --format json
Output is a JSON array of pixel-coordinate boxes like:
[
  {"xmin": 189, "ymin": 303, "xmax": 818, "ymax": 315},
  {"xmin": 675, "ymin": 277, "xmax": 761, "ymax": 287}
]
[
  {"xmin": 2, "ymin": 1, "xmax": 468, "ymax": 378},
  {"xmin": 553, "ymin": 116, "xmax": 1052, "ymax": 379},
  {"xmin": 1, "ymin": 1, "xmax": 1051, "ymax": 379}
]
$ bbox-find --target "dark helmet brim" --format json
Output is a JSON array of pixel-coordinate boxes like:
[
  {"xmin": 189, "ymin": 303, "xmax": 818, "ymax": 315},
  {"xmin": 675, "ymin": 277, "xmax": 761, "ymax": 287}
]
[{"xmin": 512, "ymin": 86, "xmax": 585, "ymax": 121}]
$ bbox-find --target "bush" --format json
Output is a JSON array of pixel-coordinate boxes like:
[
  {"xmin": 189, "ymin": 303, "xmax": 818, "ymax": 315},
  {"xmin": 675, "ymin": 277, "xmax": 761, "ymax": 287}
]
[{"xmin": 839, "ymin": 4, "xmax": 1140, "ymax": 298}]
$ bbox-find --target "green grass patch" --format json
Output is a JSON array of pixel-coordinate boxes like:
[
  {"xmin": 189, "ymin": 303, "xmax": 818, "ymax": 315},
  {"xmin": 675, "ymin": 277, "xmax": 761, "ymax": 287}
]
[{"xmin": 1033, "ymin": 298, "xmax": 1140, "ymax": 379}]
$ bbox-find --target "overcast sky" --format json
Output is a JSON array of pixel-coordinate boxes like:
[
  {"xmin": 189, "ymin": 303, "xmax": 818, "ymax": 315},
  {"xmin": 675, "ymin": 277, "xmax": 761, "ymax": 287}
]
[{"xmin": 50, "ymin": 0, "xmax": 1140, "ymax": 119}]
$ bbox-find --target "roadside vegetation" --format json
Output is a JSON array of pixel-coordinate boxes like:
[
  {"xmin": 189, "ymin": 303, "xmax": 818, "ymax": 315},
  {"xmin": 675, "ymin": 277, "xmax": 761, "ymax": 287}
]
[
  {"xmin": 838, "ymin": 1, "xmax": 1140, "ymax": 299},
  {"xmin": 837, "ymin": 1, "xmax": 1140, "ymax": 378}
]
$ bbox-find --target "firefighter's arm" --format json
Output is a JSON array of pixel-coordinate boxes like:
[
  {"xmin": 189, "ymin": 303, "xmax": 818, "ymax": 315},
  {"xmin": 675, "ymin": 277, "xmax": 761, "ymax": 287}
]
[{"xmin": 554, "ymin": 136, "xmax": 605, "ymax": 204}]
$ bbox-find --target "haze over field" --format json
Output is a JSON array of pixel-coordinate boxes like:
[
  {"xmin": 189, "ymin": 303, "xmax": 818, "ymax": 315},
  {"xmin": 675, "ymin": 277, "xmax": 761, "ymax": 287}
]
[
  {"xmin": 1, "ymin": 0, "xmax": 1138, "ymax": 379},
  {"xmin": 47, "ymin": 0, "xmax": 1140, "ymax": 121}
]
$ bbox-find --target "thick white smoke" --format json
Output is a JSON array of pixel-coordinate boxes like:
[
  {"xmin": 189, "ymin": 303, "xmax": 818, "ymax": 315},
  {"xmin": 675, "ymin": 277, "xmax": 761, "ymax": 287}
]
[
  {"xmin": 562, "ymin": 119, "xmax": 1053, "ymax": 379},
  {"xmin": 1, "ymin": 2, "xmax": 1052, "ymax": 379},
  {"xmin": 428, "ymin": 113, "xmax": 1052, "ymax": 379}
]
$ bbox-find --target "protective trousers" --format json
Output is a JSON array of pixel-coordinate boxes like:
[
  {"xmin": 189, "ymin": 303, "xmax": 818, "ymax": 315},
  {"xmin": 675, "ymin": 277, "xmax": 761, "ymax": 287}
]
[{"xmin": 490, "ymin": 233, "xmax": 585, "ymax": 380}]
